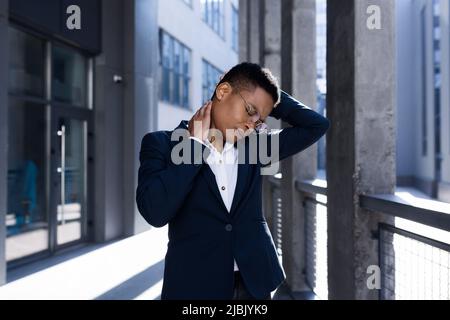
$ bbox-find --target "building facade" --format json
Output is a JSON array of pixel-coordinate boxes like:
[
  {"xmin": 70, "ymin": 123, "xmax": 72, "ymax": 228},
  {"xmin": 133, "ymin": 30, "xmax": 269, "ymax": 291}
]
[
  {"xmin": 157, "ymin": 0, "xmax": 239, "ymax": 130},
  {"xmin": 0, "ymin": 0, "xmax": 238, "ymax": 285},
  {"xmin": 396, "ymin": 0, "xmax": 450, "ymax": 202}
]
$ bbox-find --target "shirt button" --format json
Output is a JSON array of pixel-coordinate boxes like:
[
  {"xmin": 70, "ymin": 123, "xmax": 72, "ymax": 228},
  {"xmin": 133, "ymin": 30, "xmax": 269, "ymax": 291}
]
[
  {"xmin": 219, "ymin": 159, "xmax": 223, "ymax": 164},
  {"xmin": 225, "ymin": 224, "xmax": 233, "ymax": 232},
  {"xmin": 221, "ymin": 186, "xmax": 226, "ymax": 191}
]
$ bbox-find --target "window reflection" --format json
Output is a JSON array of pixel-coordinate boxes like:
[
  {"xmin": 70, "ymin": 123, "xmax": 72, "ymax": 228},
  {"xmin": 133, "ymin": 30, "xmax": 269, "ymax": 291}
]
[
  {"xmin": 8, "ymin": 27, "xmax": 45, "ymax": 97},
  {"xmin": 52, "ymin": 45, "xmax": 87, "ymax": 107},
  {"xmin": 7, "ymin": 99, "xmax": 48, "ymax": 261}
]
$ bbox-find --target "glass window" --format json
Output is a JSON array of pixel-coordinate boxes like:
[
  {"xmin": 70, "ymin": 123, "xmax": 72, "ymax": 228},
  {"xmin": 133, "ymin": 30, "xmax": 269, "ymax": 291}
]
[
  {"xmin": 173, "ymin": 41, "xmax": 181, "ymax": 106},
  {"xmin": 7, "ymin": 99, "xmax": 49, "ymax": 261},
  {"xmin": 8, "ymin": 27, "xmax": 45, "ymax": 98},
  {"xmin": 201, "ymin": 0, "xmax": 225, "ymax": 38},
  {"xmin": 202, "ymin": 60, "xmax": 223, "ymax": 104},
  {"xmin": 161, "ymin": 31, "xmax": 171, "ymax": 102},
  {"xmin": 182, "ymin": 47, "xmax": 191, "ymax": 108},
  {"xmin": 52, "ymin": 45, "xmax": 87, "ymax": 108},
  {"xmin": 231, "ymin": 5, "xmax": 239, "ymax": 52},
  {"xmin": 159, "ymin": 30, "xmax": 191, "ymax": 109}
]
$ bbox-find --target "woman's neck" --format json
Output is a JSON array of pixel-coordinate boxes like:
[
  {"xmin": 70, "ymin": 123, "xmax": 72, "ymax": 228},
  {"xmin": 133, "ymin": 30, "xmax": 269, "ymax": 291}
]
[{"xmin": 208, "ymin": 120, "xmax": 225, "ymax": 153}]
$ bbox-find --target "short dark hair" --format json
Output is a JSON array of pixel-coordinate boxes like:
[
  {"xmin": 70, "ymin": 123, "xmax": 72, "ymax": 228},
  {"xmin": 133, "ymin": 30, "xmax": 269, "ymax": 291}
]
[{"xmin": 212, "ymin": 62, "xmax": 280, "ymax": 106}]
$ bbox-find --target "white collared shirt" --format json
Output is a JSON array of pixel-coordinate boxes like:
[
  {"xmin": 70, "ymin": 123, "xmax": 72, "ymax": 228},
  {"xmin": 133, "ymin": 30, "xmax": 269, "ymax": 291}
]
[{"xmin": 190, "ymin": 136, "xmax": 239, "ymax": 271}]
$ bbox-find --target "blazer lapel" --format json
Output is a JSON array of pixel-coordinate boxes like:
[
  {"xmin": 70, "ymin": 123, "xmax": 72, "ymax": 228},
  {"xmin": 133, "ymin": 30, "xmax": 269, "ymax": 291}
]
[{"xmin": 200, "ymin": 165, "xmax": 229, "ymax": 213}]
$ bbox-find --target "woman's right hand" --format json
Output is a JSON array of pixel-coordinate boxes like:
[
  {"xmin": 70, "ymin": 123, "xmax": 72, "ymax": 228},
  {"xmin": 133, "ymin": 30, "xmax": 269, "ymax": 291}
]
[{"xmin": 188, "ymin": 101, "xmax": 212, "ymax": 142}]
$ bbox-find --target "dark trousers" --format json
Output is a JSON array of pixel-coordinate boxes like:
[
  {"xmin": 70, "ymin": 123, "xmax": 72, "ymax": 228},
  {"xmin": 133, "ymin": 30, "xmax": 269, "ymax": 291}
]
[{"xmin": 232, "ymin": 271, "xmax": 272, "ymax": 300}]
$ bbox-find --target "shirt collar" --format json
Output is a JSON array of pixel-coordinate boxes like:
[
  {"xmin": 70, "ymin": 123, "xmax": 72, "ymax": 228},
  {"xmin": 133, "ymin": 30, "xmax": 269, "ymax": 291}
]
[{"xmin": 204, "ymin": 139, "xmax": 236, "ymax": 155}]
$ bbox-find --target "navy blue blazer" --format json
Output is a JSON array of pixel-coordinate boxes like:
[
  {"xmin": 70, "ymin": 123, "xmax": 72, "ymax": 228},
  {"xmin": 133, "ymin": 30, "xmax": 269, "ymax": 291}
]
[{"xmin": 136, "ymin": 91, "xmax": 330, "ymax": 300}]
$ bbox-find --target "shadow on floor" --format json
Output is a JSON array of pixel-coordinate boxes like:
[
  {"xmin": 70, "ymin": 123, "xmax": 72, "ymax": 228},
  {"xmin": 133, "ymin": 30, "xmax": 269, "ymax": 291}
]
[
  {"xmin": 95, "ymin": 259, "xmax": 165, "ymax": 300},
  {"xmin": 272, "ymin": 281, "xmax": 318, "ymax": 300}
]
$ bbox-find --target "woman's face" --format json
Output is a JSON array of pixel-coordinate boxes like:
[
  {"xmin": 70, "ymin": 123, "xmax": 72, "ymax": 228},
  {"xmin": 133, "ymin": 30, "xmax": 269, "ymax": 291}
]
[{"xmin": 211, "ymin": 83, "xmax": 275, "ymax": 143}]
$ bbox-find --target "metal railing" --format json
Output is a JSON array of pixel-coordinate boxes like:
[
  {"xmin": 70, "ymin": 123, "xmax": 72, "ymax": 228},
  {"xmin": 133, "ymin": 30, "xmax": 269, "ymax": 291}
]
[
  {"xmin": 361, "ymin": 194, "xmax": 450, "ymax": 300},
  {"xmin": 378, "ymin": 223, "xmax": 450, "ymax": 300},
  {"xmin": 295, "ymin": 179, "xmax": 328, "ymax": 299},
  {"xmin": 267, "ymin": 176, "xmax": 283, "ymax": 256},
  {"xmin": 290, "ymin": 178, "xmax": 450, "ymax": 300}
]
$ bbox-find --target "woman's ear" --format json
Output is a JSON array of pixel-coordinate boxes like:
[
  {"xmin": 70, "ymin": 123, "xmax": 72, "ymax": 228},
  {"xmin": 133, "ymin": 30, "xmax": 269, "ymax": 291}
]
[{"xmin": 215, "ymin": 82, "xmax": 232, "ymax": 101}]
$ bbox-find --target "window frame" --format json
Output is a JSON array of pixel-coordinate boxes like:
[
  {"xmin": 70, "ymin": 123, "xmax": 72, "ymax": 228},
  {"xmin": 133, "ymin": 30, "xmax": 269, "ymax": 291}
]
[
  {"xmin": 159, "ymin": 29, "xmax": 192, "ymax": 109},
  {"xmin": 201, "ymin": 0, "xmax": 225, "ymax": 39}
]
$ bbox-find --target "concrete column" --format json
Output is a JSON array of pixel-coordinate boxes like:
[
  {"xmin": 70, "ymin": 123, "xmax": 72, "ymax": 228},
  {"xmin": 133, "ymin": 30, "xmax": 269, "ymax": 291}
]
[
  {"xmin": 263, "ymin": 0, "xmax": 281, "ymax": 78},
  {"xmin": 280, "ymin": 0, "xmax": 317, "ymax": 293},
  {"xmin": 122, "ymin": 0, "xmax": 159, "ymax": 236},
  {"xmin": 0, "ymin": 0, "xmax": 8, "ymax": 286},
  {"xmin": 326, "ymin": 0, "xmax": 396, "ymax": 299},
  {"xmin": 239, "ymin": 0, "xmax": 316, "ymax": 293},
  {"xmin": 238, "ymin": 0, "xmax": 248, "ymax": 63},
  {"xmin": 239, "ymin": 0, "xmax": 264, "ymax": 64},
  {"xmin": 239, "ymin": 0, "xmax": 280, "ymax": 234},
  {"xmin": 261, "ymin": 0, "xmax": 283, "ymax": 246},
  {"xmin": 94, "ymin": 0, "xmax": 127, "ymax": 242}
]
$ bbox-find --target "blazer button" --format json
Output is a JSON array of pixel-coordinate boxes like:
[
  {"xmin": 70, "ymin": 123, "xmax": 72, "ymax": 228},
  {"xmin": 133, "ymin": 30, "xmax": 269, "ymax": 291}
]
[{"xmin": 225, "ymin": 224, "xmax": 233, "ymax": 232}]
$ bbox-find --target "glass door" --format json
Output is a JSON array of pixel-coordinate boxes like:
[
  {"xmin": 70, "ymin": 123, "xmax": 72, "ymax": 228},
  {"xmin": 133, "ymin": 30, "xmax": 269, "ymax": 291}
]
[
  {"xmin": 6, "ymin": 99, "xmax": 49, "ymax": 262},
  {"xmin": 51, "ymin": 108, "xmax": 90, "ymax": 249},
  {"xmin": 7, "ymin": 26, "xmax": 94, "ymax": 266}
]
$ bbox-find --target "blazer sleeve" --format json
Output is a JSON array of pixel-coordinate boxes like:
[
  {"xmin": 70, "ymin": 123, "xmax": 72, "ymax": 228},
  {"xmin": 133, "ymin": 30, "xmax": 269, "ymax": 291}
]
[
  {"xmin": 136, "ymin": 132, "xmax": 208, "ymax": 227},
  {"xmin": 258, "ymin": 90, "xmax": 330, "ymax": 166}
]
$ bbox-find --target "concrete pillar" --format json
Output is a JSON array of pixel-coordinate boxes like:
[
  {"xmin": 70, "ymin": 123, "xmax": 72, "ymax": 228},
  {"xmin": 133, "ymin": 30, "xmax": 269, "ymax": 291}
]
[
  {"xmin": 238, "ymin": 0, "xmax": 248, "ymax": 63},
  {"xmin": 239, "ymin": 0, "xmax": 317, "ymax": 293},
  {"xmin": 0, "ymin": 0, "xmax": 8, "ymax": 286},
  {"xmin": 263, "ymin": 0, "xmax": 281, "ymax": 78},
  {"xmin": 326, "ymin": 0, "xmax": 396, "ymax": 299},
  {"xmin": 238, "ymin": 0, "xmax": 282, "ymax": 99},
  {"xmin": 259, "ymin": 0, "xmax": 284, "ymax": 255},
  {"xmin": 239, "ymin": 0, "xmax": 280, "ymax": 236},
  {"xmin": 94, "ymin": 0, "xmax": 127, "ymax": 242},
  {"xmin": 122, "ymin": 0, "xmax": 159, "ymax": 236},
  {"xmin": 239, "ymin": 0, "xmax": 263, "ymax": 64},
  {"xmin": 280, "ymin": 0, "xmax": 317, "ymax": 293}
]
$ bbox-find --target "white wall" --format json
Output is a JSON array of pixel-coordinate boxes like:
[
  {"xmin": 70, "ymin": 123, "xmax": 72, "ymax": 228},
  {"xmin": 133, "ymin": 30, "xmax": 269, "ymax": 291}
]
[
  {"xmin": 157, "ymin": 0, "xmax": 239, "ymax": 131},
  {"xmin": 396, "ymin": 0, "xmax": 450, "ymax": 191}
]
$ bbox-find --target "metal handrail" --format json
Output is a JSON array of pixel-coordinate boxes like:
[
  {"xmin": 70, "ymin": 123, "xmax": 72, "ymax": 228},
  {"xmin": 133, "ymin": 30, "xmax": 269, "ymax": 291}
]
[
  {"xmin": 295, "ymin": 179, "xmax": 327, "ymax": 196},
  {"xmin": 295, "ymin": 179, "xmax": 450, "ymax": 232},
  {"xmin": 360, "ymin": 194, "xmax": 450, "ymax": 232}
]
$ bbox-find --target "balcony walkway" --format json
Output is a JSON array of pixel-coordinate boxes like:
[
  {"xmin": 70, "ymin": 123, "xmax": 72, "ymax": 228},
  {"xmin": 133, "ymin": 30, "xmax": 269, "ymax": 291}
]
[{"xmin": 0, "ymin": 226, "xmax": 314, "ymax": 300}]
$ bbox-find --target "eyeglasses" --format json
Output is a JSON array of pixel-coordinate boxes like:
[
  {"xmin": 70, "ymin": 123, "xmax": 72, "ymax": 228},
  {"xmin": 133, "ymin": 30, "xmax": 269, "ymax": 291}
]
[{"xmin": 237, "ymin": 91, "xmax": 268, "ymax": 133}]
